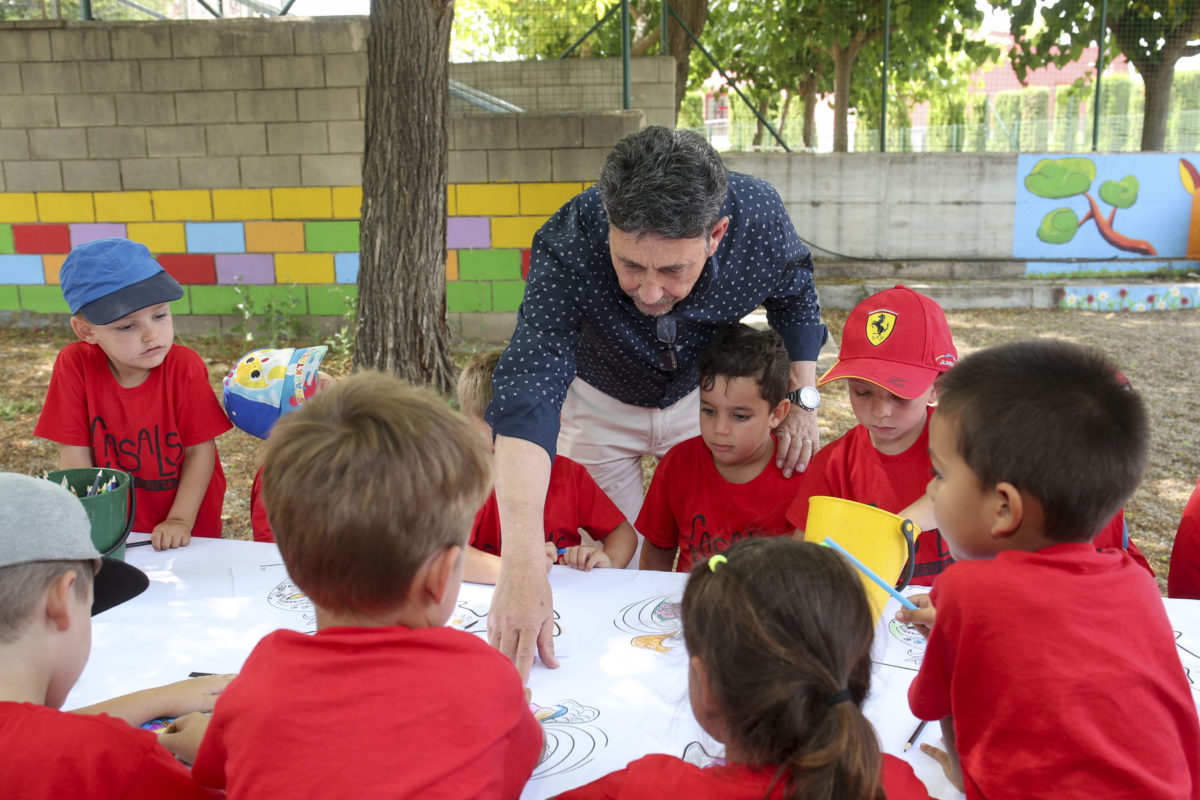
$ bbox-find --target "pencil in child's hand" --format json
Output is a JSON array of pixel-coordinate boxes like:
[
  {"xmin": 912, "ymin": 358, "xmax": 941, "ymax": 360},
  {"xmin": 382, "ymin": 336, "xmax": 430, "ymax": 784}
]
[
  {"xmin": 903, "ymin": 719, "xmax": 928, "ymax": 752},
  {"xmin": 819, "ymin": 538, "xmax": 919, "ymax": 611}
]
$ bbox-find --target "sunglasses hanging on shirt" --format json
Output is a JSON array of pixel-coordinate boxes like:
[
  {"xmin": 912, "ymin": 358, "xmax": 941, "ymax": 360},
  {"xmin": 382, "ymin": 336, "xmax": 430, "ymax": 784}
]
[{"xmin": 656, "ymin": 314, "xmax": 678, "ymax": 372}]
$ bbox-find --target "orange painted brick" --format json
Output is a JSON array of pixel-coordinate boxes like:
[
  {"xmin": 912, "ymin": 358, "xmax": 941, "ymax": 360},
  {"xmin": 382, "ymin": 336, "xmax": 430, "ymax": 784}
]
[
  {"xmin": 245, "ymin": 221, "xmax": 306, "ymax": 253},
  {"xmin": 42, "ymin": 254, "xmax": 67, "ymax": 285},
  {"xmin": 446, "ymin": 250, "xmax": 458, "ymax": 281}
]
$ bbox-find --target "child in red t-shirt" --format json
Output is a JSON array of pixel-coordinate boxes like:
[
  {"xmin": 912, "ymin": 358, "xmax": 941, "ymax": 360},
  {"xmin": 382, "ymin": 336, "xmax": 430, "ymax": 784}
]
[
  {"xmin": 558, "ymin": 537, "xmax": 932, "ymax": 800},
  {"xmin": 221, "ymin": 345, "xmax": 334, "ymax": 543},
  {"xmin": 1168, "ymin": 477, "xmax": 1200, "ymax": 599},
  {"xmin": 35, "ymin": 238, "xmax": 231, "ymax": 551},
  {"xmin": 0, "ymin": 472, "xmax": 231, "ymax": 798},
  {"xmin": 786, "ymin": 285, "xmax": 958, "ymax": 584},
  {"xmin": 900, "ymin": 340, "xmax": 1200, "ymax": 798},
  {"xmin": 160, "ymin": 373, "xmax": 543, "ymax": 797},
  {"xmin": 639, "ymin": 324, "xmax": 796, "ymax": 573},
  {"xmin": 457, "ymin": 351, "xmax": 637, "ymax": 584}
]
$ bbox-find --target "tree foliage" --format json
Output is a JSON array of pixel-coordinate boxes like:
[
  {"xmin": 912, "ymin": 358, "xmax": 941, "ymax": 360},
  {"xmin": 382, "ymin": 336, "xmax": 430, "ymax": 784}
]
[{"xmin": 991, "ymin": 0, "xmax": 1200, "ymax": 151}]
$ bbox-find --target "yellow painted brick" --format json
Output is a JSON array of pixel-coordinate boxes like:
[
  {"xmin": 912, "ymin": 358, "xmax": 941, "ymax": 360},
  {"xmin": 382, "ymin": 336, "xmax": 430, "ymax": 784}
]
[
  {"xmin": 36, "ymin": 193, "xmax": 95, "ymax": 223},
  {"xmin": 447, "ymin": 185, "xmax": 456, "ymax": 216},
  {"xmin": 94, "ymin": 192, "xmax": 153, "ymax": 222},
  {"xmin": 126, "ymin": 223, "xmax": 186, "ymax": 254},
  {"xmin": 213, "ymin": 189, "xmax": 273, "ymax": 221},
  {"xmin": 518, "ymin": 183, "xmax": 582, "ymax": 216},
  {"xmin": 490, "ymin": 216, "xmax": 547, "ymax": 249},
  {"xmin": 245, "ymin": 221, "xmax": 306, "ymax": 253},
  {"xmin": 152, "ymin": 190, "xmax": 213, "ymax": 222},
  {"xmin": 0, "ymin": 193, "xmax": 38, "ymax": 223},
  {"xmin": 456, "ymin": 183, "xmax": 519, "ymax": 216},
  {"xmin": 275, "ymin": 253, "xmax": 334, "ymax": 283},
  {"xmin": 272, "ymin": 187, "xmax": 332, "ymax": 220},
  {"xmin": 446, "ymin": 250, "xmax": 458, "ymax": 281},
  {"xmin": 43, "ymin": 254, "xmax": 67, "ymax": 285},
  {"xmin": 331, "ymin": 186, "xmax": 362, "ymax": 219}
]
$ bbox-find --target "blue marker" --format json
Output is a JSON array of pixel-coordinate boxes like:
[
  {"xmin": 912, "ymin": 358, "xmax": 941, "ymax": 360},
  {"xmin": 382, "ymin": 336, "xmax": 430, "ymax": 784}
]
[
  {"xmin": 556, "ymin": 547, "xmax": 569, "ymax": 556},
  {"xmin": 820, "ymin": 537, "xmax": 918, "ymax": 611}
]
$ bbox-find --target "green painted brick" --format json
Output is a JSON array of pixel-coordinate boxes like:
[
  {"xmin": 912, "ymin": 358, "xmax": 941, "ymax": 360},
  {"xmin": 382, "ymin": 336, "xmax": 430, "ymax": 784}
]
[
  {"xmin": 447, "ymin": 281, "xmax": 491, "ymax": 312},
  {"xmin": 0, "ymin": 226, "xmax": 13, "ymax": 255},
  {"xmin": 189, "ymin": 285, "xmax": 243, "ymax": 315},
  {"xmin": 305, "ymin": 221, "xmax": 360, "ymax": 252},
  {"xmin": 492, "ymin": 280, "xmax": 526, "ymax": 312},
  {"xmin": 458, "ymin": 249, "xmax": 521, "ymax": 281},
  {"xmin": 20, "ymin": 285, "xmax": 70, "ymax": 314},
  {"xmin": 0, "ymin": 285, "xmax": 20, "ymax": 310},
  {"xmin": 170, "ymin": 288, "xmax": 190, "ymax": 315},
  {"xmin": 307, "ymin": 285, "xmax": 357, "ymax": 316},
  {"xmin": 247, "ymin": 285, "xmax": 309, "ymax": 315}
]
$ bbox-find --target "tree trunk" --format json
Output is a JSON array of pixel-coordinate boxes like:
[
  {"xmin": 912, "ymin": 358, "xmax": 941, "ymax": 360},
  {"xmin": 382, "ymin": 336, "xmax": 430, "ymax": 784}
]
[
  {"xmin": 752, "ymin": 98, "xmax": 768, "ymax": 147},
  {"xmin": 667, "ymin": 0, "xmax": 709, "ymax": 123},
  {"xmin": 1139, "ymin": 61, "xmax": 1173, "ymax": 152},
  {"xmin": 355, "ymin": 0, "xmax": 457, "ymax": 393},
  {"xmin": 778, "ymin": 90, "xmax": 792, "ymax": 138},
  {"xmin": 802, "ymin": 73, "xmax": 819, "ymax": 149}
]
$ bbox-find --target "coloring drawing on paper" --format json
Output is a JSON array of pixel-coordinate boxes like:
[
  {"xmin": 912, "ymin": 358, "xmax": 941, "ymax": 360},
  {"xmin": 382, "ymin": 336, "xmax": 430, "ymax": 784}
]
[
  {"xmin": 873, "ymin": 617, "xmax": 926, "ymax": 672},
  {"xmin": 681, "ymin": 741, "xmax": 725, "ymax": 769},
  {"xmin": 1177, "ymin": 631, "xmax": 1200, "ymax": 697},
  {"xmin": 266, "ymin": 576, "xmax": 316, "ymax": 632},
  {"xmin": 613, "ymin": 595, "xmax": 682, "ymax": 652},
  {"xmin": 450, "ymin": 601, "xmax": 561, "ymax": 639},
  {"xmin": 532, "ymin": 700, "xmax": 607, "ymax": 778}
]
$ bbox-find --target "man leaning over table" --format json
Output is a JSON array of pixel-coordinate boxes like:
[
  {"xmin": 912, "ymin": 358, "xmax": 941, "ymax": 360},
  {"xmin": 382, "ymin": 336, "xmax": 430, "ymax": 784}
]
[{"xmin": 484, "ymin": 125, "xmax": 828, "ymax": 681}]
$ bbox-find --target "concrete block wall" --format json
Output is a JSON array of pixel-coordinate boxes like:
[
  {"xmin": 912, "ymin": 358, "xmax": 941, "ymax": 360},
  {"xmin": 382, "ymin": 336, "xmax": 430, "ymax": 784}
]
[{"xmin": 0, "ymin": 16, "xmax": 659, "ymax": 334}]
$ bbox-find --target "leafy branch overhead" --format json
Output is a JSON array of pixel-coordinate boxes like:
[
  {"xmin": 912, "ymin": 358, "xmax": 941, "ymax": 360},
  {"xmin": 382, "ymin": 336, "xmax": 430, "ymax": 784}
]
[{"xmin": 1025, "ymin": 158, "xmax": 1156, "ymax": 256}]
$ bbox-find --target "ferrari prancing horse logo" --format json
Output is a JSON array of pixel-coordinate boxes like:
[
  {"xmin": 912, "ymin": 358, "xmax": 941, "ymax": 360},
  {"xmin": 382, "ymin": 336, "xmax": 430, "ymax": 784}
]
[{"xmin": 866, "ymin": 310, "xmax": 896, "ymax": 346}]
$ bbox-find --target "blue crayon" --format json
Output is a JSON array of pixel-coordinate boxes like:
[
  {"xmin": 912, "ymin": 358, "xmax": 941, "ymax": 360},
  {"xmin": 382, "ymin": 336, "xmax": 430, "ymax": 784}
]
[{"xmin": 820, "ymin": 537, "xmax": 919, "ymax": 611}]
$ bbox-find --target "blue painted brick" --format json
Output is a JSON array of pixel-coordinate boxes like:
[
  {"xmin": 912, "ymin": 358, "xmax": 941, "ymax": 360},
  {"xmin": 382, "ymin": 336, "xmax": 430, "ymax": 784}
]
[
  {"xmin": 185, "ymin": 222, "xmax": 246, "ymax": 254},
  {"xmin": 334, "ymin": 252, "xmax": 359, "ymax": 284},
  {"xmin": 0, "ymin": 254, "xmax": 47, "ymax": 284}
]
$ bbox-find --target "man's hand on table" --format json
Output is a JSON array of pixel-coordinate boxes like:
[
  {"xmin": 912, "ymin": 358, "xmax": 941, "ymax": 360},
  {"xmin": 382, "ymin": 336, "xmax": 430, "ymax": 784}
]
[{"xmin": 488, "ymin": 556, "xmax": 559, "ymax": 684}]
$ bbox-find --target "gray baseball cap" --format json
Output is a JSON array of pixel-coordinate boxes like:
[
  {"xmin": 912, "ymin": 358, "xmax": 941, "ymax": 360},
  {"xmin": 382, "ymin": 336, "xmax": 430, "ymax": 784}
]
[{"xmin": 0, "ymin": 473, "xmax": 148, "ymax": 615}]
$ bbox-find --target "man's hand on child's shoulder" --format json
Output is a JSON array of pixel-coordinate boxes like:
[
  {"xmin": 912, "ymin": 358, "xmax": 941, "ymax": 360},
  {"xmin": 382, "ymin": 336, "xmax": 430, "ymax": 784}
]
[
  {"xmin": 895, "ymin": 593, "xmax": 935, "ymax": 638},
  {"xmin": 152, "ymin": 519, "xmax": 192, "ymax": 550},
  {"xmin": 559, "ymin": 544, "xmax": 613, "ymax": 572}
]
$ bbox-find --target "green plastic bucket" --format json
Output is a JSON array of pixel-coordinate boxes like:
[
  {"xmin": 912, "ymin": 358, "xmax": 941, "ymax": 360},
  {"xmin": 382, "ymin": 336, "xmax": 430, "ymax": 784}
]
[{"xmin": 45, "ymin": 468, "xmax": 136, "ymax": 561}]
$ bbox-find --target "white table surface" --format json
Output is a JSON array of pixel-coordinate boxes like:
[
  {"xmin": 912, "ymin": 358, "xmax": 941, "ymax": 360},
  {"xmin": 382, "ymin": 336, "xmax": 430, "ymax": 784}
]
[{"xmin": 69, "ymin": 535, "xmax": 1200, "ymax": 799}]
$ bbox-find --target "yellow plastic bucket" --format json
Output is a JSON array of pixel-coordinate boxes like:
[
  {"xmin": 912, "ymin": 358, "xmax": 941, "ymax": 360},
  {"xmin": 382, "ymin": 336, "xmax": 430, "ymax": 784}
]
[{"xmin": 804, "ymin": 496, "xmax": 917, "ymax": 621}]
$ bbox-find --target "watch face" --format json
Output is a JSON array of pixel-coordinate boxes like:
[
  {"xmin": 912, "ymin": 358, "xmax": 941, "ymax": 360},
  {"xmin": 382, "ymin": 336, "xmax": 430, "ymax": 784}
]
[{"xmin": 799, "ymin": 386, "xmax": 821, "ymax": 410}]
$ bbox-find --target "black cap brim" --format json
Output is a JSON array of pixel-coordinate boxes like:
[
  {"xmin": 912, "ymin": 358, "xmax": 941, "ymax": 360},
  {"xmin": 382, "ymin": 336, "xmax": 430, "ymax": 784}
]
[
  {"xmin": 77, "ymin": 270, "xmax": 184, "ymax": 325},
  {"xmin": 92, "ymin": 557, "xmax": 150, "ymax": 616}
]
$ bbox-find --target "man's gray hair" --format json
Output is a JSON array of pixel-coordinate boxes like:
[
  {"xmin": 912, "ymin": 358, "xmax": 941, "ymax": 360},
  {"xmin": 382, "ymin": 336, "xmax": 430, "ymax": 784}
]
[{"xmin": 597, "ymin": 126, "xmax": 728, "ymax": 240}]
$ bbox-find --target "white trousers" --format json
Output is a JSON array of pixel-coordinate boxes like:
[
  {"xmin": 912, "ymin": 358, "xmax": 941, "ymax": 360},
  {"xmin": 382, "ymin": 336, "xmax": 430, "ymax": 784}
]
[{"xmin": 556, "ymin": 378, "xmax": 700, "ymax": 568}]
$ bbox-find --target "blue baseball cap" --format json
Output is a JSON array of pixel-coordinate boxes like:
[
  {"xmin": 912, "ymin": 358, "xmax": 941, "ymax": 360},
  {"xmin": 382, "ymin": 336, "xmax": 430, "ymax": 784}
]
[{"xmin": 60, "ymin": 238, "xmax": 183, "ymax": 325}]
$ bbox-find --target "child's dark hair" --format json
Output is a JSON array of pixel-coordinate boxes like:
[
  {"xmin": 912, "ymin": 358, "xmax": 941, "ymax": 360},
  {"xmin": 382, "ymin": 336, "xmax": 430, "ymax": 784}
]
[
  {"xmin": 683, "ymin": 538, "xmax": 883, "ymax": 800},
  {"xmin": 698, "ymin": 324, "xmax": 790, "ymax": 407},
  {"xmin": 936, "ymin": 339, "xmax": 1148, "ymax": 542}
]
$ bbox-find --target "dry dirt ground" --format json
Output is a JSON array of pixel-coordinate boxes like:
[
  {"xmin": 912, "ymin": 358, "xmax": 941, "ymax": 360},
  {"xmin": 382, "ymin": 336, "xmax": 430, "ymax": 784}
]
[{"xmin": 2, "ymin": 308, "xmax": 1195, "ymax": 593}]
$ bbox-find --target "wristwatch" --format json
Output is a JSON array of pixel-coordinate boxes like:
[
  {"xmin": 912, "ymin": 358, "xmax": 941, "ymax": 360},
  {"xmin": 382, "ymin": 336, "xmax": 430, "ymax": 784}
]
[{"xmin": 787, "ymin": 386, "xmax": 821, "ymax": 411}]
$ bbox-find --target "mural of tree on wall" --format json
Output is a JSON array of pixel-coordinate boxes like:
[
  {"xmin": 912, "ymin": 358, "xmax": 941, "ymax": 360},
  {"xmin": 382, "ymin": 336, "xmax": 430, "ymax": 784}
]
[{"xmin": 1026, "ymin": 157, "xmax": 1156, "ymax": 256}]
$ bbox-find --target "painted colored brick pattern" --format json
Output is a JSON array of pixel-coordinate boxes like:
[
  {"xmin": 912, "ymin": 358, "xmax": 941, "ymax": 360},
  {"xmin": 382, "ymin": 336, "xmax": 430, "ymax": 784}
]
[{"xmin": 0, "ymin": 182, "xmax": 579, "ymax": 317}]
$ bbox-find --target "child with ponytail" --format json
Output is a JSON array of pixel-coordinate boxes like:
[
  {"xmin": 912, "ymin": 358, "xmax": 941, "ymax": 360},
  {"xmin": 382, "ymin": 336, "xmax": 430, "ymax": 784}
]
[{"xmin": 556, "ymin": 537, "xmax": 931, "ymax": 800}]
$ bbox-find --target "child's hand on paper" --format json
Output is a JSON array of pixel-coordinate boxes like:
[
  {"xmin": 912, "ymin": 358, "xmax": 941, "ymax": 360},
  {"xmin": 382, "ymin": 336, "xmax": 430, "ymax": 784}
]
[
  {"xmin": 152, "ymin": 518, "xmax": 192, "ymax": 550},
  {"xmin": 543, "ymin": 541, "xmax": 558, "ymax": 573},
  {"xmin": 157, "ymin": 673, "xmax": 235, "ymax": 716},
  {"xmin": 895, "ymin": 593, "xmax": 935, "ymax": 637},
  {"xmin": 158, "ymin": 712, "xmax": 212, "ymax": 765},
  {"xmin": 559, "ymin": 544, "xmax": 612, "ymax": 572},
  {"xmin": 921, "ymin": 718, "xmax": 965, "ymax": 791}
]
